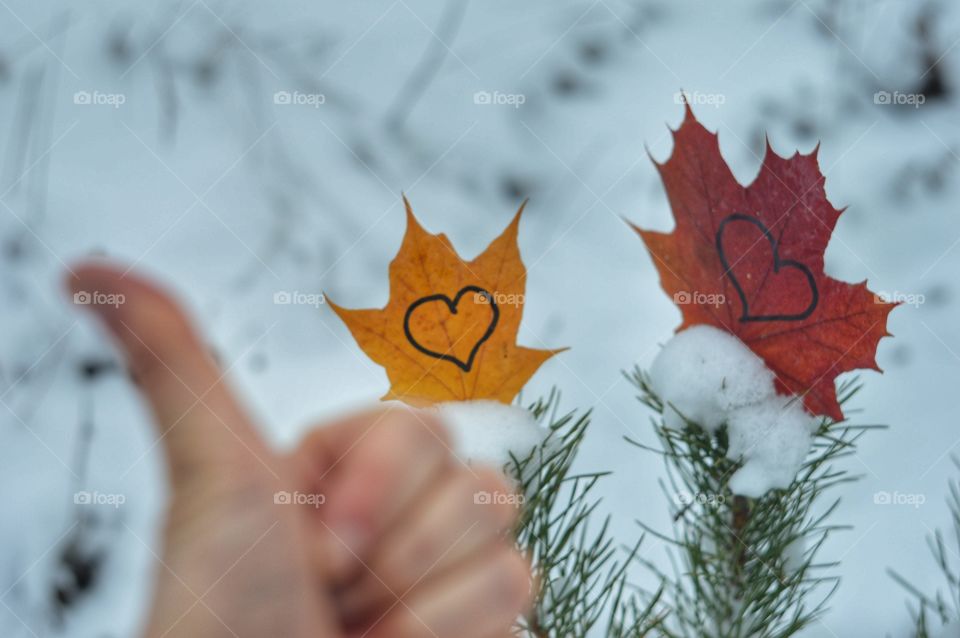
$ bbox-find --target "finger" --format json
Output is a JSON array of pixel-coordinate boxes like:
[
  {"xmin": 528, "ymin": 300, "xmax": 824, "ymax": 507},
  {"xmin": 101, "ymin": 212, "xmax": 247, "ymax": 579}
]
[
  {"xmin": 356, "ymin": 547, "xmax": 533, "ymax": 638},
  {"xmin": 338, "ymin": 466, "xmax": 520, "ymax": 621},
  {"xmin": 285, "ymin": 407, "xmax": 404, "ymax": 482},
  {"xmin": 67, "ymin": 263, "xmax": 268, "ymax": 486},
  {"xmin": 286, "ymin": 406, "xmax": 461, "ymax": 516},
  {"xmin": 311, "ymin": 406, "xmax": 454, "ymax": 579}
]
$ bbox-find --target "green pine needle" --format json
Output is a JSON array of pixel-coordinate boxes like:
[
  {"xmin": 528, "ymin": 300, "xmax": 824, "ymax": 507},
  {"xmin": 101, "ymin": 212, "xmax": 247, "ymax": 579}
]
[
  {"xmin": 509, "ymin": 390, "xmax": 662, "ymax": 637},
  {"xmin": 625, "ymin": 369, "xmax": 871, "ymax": 638}
]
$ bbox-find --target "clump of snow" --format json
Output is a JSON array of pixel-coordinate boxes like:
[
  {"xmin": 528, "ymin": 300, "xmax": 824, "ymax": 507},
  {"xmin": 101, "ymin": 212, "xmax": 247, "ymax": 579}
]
[
  {"xmin": 650, "ymin": 325, "xmax": 777, "ymax": 432},
  {"xmin": 650, "ymin": 325, "xmax": 820, "ymax": 498},
  {"xmin": 437, "ymin": 400, "xmax": 546, "ymax": 469},
  {"xmin": 725, "ymin": 397, "xmax": 820, "ymax": 497}
]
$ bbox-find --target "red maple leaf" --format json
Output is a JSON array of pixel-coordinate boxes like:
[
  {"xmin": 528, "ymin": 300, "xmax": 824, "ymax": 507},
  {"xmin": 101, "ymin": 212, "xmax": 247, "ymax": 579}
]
[{"xmin": 634, "ymin": 104, "xmax": 896, "ymax": 421}]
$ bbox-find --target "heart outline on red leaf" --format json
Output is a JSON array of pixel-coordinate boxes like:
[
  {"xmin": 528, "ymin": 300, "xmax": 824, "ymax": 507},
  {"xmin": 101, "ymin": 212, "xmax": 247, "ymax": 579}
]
[
  {"xmin": 715, "ymin": 213, "xmax": 819, "ymax": 323},
  {"xmin": 631, "ymin": 103, "xmax": 897, "ymax": 421}
]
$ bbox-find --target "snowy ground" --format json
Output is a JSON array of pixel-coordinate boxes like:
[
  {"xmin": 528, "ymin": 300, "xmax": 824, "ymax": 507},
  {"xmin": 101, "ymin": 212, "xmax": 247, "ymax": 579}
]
[{"xmin": 0, "ymin": 0, "xmax": 958, "ymax": 636}]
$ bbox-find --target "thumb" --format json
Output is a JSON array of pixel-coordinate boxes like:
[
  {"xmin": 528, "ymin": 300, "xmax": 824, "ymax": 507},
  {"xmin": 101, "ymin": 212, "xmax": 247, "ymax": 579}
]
[{"xmin": 68, "ymin": 262, "xmax": 269, "ymax": 486}]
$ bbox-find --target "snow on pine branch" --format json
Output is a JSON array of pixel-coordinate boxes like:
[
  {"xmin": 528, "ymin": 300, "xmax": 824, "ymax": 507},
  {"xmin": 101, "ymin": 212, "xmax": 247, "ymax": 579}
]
[
  {"xmin": 648, "ymin": 325, "xmax": 819, "ymax": 497},
  {"xmin": 439, "ymin": 400, "xmax": 547, "ymax": 469}
]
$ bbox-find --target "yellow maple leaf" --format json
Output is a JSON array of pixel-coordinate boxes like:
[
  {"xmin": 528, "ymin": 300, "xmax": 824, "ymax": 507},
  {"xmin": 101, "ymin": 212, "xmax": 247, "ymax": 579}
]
[{"xmin": 329, "ymin": 197, "xmax": 563, "ymax": 406}]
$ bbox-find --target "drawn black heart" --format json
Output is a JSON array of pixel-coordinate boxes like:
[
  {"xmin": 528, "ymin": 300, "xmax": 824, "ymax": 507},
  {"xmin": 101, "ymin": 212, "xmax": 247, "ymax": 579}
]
[
  {"xmin": 403, "ymin": 285, "xmax": 499, "ymax": 372},
  {"xmin": 715, "ymin": 213, "xmax": 818, "ymax": 322}
]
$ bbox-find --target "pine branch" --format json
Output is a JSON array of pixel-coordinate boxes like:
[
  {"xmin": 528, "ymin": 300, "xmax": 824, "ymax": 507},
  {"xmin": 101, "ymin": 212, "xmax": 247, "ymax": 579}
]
[
  {"xmin": 891, "ymin": 455, "xmax": 960, "ymax": 637},
  {"xmin": 508, "ymin": 389, "xmax": 662, "ymax": 637},
  {"xmin": 627, "ymin": 369, "xmax": 871, "ymax": 638}
]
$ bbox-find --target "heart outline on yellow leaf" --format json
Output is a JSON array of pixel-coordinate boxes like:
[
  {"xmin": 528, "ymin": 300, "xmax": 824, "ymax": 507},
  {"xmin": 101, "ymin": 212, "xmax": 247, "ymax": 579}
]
[{"xmin": 329, "ymin": 197, "xmax": 564, "ymax": 406}]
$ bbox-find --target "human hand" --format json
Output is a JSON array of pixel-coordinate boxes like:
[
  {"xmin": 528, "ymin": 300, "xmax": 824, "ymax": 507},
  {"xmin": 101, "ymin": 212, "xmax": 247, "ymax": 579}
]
[{"xmin": 69, "ymin": 263, "xmax": 533, "ymax": 638}]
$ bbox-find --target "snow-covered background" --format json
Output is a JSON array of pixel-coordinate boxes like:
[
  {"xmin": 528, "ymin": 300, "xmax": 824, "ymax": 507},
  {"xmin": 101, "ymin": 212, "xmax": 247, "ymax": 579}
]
[{"xmin": 0, "ymin": 0, "xmax": 956, "ymax": 635}]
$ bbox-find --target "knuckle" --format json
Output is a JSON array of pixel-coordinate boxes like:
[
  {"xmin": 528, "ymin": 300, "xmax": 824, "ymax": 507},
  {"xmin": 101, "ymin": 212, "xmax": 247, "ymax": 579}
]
[
  {"xmin": 137, "ymin": 286, "xmax": 195, "ymax": 344},
  {"xmin": 122, "ymin": 291, "xmax": 201, "ymax": 381},
  {"xmin": 416, "ymin": 409, "xmax": 451, "ymax": 444},
  {"xmin": 490, "ymin": 548, "xmax": 534, "ymax": 611},
  {"xmin": 471, "ymin": 467, "xmax": 522, "ymax": 528},
  {"xmin": 402, "ymin": 528, "xmax": 445, "ymax": 577},
  {"xmin": 380, "ymin": 407, "xmax": 451, "ymax": 453},
  {"xmin": 475, "ymin": 466, "xmax": 513, "ymax": 495}
]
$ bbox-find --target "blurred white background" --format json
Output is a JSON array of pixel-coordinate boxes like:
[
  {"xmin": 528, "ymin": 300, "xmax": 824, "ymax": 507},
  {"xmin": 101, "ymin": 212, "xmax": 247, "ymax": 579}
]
[{"xmin": 0, "ymin": 0, "xmax": 956, "ymax": 635}]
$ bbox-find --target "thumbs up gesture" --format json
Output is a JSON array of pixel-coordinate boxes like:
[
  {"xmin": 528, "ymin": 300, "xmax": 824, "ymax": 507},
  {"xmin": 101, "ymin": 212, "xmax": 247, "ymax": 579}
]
[{"xmin": 70, "ymin": 263, "xmax": 533, "ymax": 638}]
